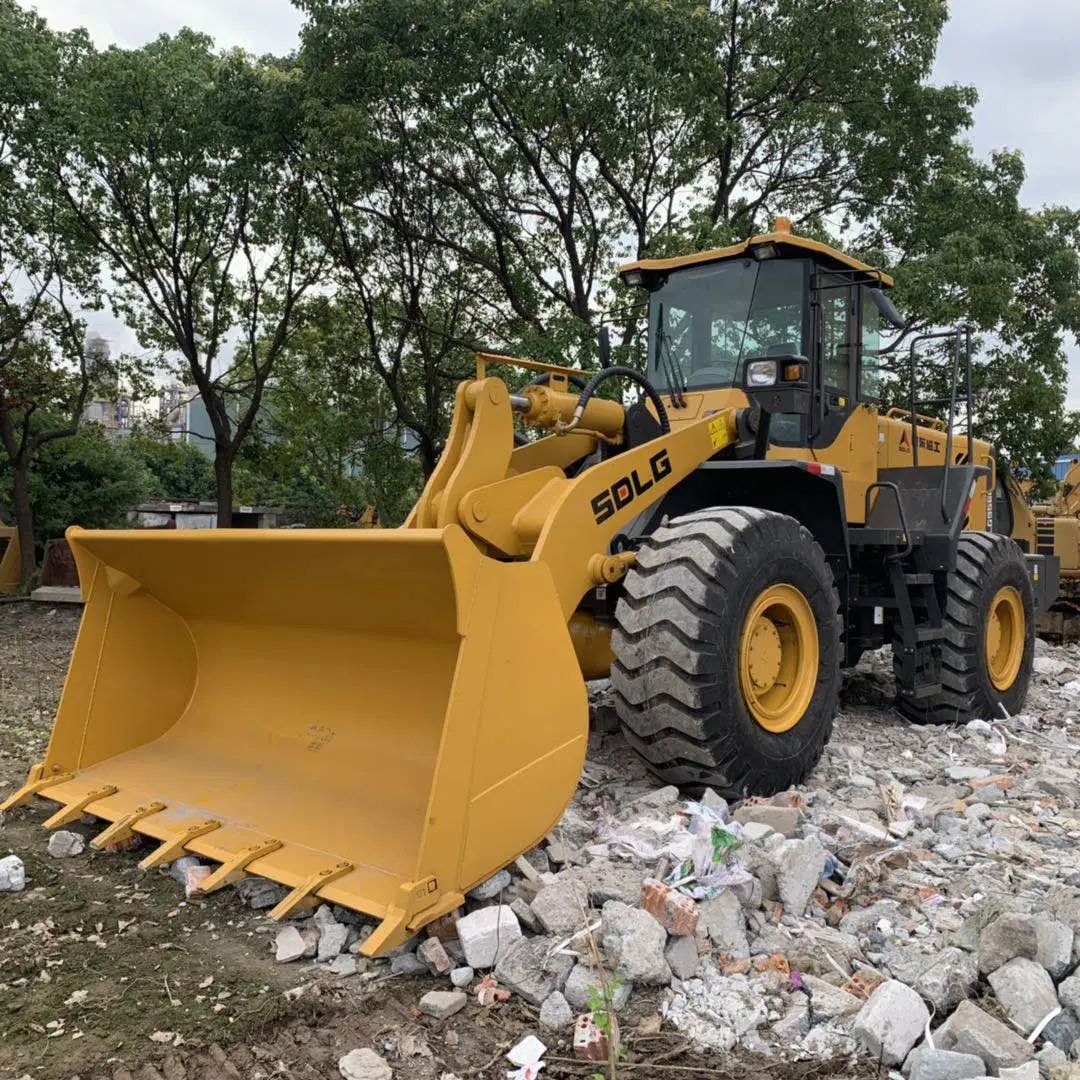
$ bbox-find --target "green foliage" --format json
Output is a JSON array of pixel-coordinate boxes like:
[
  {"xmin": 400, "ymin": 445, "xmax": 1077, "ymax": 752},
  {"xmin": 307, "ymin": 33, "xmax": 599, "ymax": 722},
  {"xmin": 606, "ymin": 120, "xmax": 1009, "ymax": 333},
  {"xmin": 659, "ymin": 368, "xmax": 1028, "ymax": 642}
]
[
  {"xmin": 0, "ymin": 425, "xmax": 157, "ymax": 545},
  {"xmin": 124, "ymin": 433, "xmax": 216, "ymax": 503}
]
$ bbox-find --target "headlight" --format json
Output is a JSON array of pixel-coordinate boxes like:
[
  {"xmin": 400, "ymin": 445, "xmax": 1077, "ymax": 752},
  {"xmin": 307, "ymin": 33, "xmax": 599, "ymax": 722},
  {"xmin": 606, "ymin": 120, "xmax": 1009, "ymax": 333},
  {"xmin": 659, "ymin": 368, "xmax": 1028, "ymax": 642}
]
[{"xmin": 745, "ymin": 359, "xmax": 777, "ymax": 387}]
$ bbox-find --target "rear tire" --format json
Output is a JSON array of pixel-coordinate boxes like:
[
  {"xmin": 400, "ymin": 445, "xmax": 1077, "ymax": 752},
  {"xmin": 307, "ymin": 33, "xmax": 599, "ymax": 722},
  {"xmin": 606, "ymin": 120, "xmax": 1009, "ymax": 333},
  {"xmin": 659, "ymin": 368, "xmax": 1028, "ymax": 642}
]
[
  {"xmin": 611, "ymin": 507, "xmax": 841, "ymax": 797},
  {"xmin": 894, "ymin": 532, "xmax": 1034, "ymax": 725}
]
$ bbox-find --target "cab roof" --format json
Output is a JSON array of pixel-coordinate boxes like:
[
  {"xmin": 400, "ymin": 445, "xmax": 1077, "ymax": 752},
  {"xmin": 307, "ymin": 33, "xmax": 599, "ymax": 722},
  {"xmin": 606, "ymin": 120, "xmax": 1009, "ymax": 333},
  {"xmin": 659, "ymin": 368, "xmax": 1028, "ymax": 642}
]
[{"xmin": 618, "ymin": 217, "xmax": 894, "ymax": 289}]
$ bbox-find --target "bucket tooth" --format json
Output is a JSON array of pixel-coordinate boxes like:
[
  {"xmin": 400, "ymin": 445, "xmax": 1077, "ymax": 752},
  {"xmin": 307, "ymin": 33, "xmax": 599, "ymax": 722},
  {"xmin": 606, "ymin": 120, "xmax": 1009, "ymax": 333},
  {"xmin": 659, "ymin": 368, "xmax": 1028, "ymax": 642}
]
[
  {"xmin": 42, "ymin": 785, "xmax": 119, "ymax": 829},
  {"xmin": 0, "ymin": 768, "xmax": 74, "ymax": 812},
  {"xmin": 198, "ymin": 839, "xmax": 283, "ymax": 894},
  {"xmin": 268, "ymin": 860, "xmax": 352, "ymax": 921},
  {"xmin": 139, "ymin": 819, "xmax": 222, "ymax": 870},
  {"xmin": 91, "ymin": 802, "xmax": 166, "ymax": 850}
]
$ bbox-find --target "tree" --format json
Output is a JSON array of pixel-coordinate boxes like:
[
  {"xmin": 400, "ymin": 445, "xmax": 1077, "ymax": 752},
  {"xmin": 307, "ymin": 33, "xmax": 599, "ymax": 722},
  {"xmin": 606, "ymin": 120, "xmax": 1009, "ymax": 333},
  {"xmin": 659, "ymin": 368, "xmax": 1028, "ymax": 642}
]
[
  {"xmin": 0, "ymin": 1, "xmax": 99, "ymax": 588},
  {"xmin": 58, "ymin": 31, "xmax": 326, "ymax": 524},
  {"xmin": 124, "ymin": 431, "xmax": 216, "ymax": 502}
]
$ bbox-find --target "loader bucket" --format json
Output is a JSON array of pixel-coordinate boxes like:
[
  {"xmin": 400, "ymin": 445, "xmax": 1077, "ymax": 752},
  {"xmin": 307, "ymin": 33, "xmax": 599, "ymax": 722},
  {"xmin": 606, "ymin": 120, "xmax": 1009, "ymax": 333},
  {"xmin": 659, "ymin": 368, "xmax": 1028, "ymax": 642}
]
[{"xmin": 4, "ymin": 525, "xmax": 588, "ymax": 954}]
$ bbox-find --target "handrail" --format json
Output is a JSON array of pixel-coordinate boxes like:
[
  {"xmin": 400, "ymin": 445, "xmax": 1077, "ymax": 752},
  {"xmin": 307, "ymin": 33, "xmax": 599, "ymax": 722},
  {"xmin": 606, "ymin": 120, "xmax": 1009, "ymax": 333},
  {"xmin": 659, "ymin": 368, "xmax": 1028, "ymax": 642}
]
[{"xmin": 884, "ymin": 407, "xmax": 947, "ymax": 433}]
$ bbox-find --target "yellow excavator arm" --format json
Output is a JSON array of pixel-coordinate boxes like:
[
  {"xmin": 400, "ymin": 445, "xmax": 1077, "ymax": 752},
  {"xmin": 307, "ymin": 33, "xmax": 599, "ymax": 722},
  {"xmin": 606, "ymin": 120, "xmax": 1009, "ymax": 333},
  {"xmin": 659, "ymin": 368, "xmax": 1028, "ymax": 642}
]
[{"xmin": 2, "ymin": 359, "xmax": 738, "ymax": 955}]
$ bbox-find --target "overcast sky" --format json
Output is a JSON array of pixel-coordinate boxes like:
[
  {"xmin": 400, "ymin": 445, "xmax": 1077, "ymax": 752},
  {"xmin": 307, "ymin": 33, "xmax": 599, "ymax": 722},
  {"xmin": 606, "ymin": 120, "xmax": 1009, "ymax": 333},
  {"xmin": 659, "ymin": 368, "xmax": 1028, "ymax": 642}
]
[{"xmin": 28, "ymin": 0, "xmax": 1080, "ymax": 408}]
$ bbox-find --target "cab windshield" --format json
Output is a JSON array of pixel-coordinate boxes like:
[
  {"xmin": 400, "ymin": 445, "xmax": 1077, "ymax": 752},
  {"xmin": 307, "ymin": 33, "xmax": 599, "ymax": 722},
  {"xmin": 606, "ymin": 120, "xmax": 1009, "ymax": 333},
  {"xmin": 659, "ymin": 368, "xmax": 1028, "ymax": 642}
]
[{"xmin": 647, "ymin": 257, "xmax": 809, "ymax": 392}]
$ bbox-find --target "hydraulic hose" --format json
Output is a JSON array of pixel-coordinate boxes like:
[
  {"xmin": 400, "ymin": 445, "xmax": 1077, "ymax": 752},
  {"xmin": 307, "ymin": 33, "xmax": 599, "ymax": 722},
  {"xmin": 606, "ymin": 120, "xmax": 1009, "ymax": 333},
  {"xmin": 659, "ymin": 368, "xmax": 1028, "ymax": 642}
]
[{"xmin": 561, "ymin": 365, "xmax": 670, "ymax": 436}]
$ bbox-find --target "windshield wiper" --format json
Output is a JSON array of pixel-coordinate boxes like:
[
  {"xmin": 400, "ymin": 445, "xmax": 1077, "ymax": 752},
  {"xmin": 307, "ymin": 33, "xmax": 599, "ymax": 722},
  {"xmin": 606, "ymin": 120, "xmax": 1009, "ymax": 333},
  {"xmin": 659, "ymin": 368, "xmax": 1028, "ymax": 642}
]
[{"xmin": 655, "ymin": 302, "xmax": 688, "ymax": 408}]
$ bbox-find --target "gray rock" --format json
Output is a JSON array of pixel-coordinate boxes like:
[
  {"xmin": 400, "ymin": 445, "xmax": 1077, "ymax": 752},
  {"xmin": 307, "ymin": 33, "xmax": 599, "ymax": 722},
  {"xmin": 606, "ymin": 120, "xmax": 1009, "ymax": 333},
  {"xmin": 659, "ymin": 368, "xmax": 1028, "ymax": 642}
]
[
  {"xmin": 1059, "ymin": 972, "xmax": 1080, "ymax": 1015},
  {"xmin": 988, "ymin": 958, "xmax": 1059, "ymax": 1035},
  {"xmin": 1034, "ymin": 919, "xmax": 1075, "ymax": 981},
  {"xmin": 888, "ymin": 947, "xmax": 979, "ymax": 1013},
  {"xmin": 318, "ymin": 921, "xmax": 351, "ymax": 963},
  {"xmin": 390, "ymin": 952, "xmax": 427, "ymax": 975},
  {"xmin": 456, "ymin": 905, "xmax": 522, "ymax": 969},
  {"xmin": 740, "ymin": 821, "xmax": 776, "ymax": 844},
  {"xmin": 313, "ymin": 904, "xmax": 339, "ymax": 931},
  {"xmin": 538, "ymin": 991, "xmax": 574, "ymax": 1031},
  {"xmin": 665, "ymin": 935, "xmax": 701, "ymax": 981},
  {"xmin": 510, "ymin": 896, "xmax": 542, "ymax": 934},
  {"xmin": 800, "ymin": 974, "xmax": 862, "ymax": 1019},
  {"xmin": 979, "ymin": 913, "xmax": 1039, "ymax": 974},
  {"xmin": 764, "ymin": 926, "xmax": 863, "ymax": 978},
  {"xmin": 449, "ymin": 966, "xmax": 474, "ymax": 988},
  {"xmin": 1035, "ymin": 1044, "xmax": 1068, "ymax": 1077},
  {"xmin": 599, "ymin": 900, "xmax": 671, "ymax": 986},
  {"xmin": 418, "ymin": 990, "xmax": 467, "ymax": 1020},
  {"xmin": 47, "ymin": 830, "xmax": 85, "ymax": 858},
  {"xmin": 773, "ymin": 1003, "xmax": 810, "ymax": 1040},
  {"xmin": 1040, "ymin": 1008, "xmax": 1080, "ymax": 1052},
  {"xmin": 853, "ymin": 980, "xmax": 930, "ymax": 1066},
  {"xmin": 236, "ymin": 876, "xmax": 288, "ymax": 910},
  {"xmin": 997, "ymin": 1065, "xmax": 1039, "ymax": 1080},
  {"xmin": 934, "ymin": 1000, "xmax": 1034, "ymax": 1071},
  {"xmin": 637, "ymin": 784, "xmax": 680, "ymax": 808},
  {"xmin": 562, "ymin": 963, "xmax": 632, "ymax": 1012},
  {"xmin": 909, "ymin": 1049, "xmax": 991, "ymax": 1080},
  {"xmin": 338, "ymin": 1048, "xmax": 392, "ymax": 1080},
  {"xmin": 700, "ymin": 788, "xmax": 730, "ymax": 820},
  {"xmin": 494, "ymin": 936, "xmax": 574, "ymax": 1006},
  {"xmin": 467, "ymin": 869, "xmax": 512, "ymax": 901},
  {"xmin": 774, "ymin": 836, "xmax": 826, "ymax": 915},
  {"xmin": 326, "ymin": 954, "xmax": 358, "ymax": 977},
  {"xmin": 734, "ymin": 804, "xmax": 801, "ymax": 837},
  {"xmin": 275, "ymin": 926, "xmax": 308, "ymax": 963},
  {"xmin": 571, "ymin": 861, "xmax": 644, "ymax": 906},
  {"xmin": 946, "ymin": 766, "xmax": 992, "ymax": 781},
  {"xmin": 0, "ymin": 854, "xmax": 26, "ymax": 891},
  {"xmin": 697, "ymin": 891, "xmax": 748, "ymax": 956},
  {"xmin": 530, "ymin": 878, "xmax": 589, "ymax": 936}
]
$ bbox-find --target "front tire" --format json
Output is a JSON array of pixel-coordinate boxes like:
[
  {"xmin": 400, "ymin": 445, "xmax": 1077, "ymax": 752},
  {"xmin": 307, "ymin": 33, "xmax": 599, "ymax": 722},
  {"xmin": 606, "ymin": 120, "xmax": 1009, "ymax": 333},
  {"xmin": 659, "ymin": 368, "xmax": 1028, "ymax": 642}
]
[
  {"xmin": 611, "ymin": 507, "xmax": 841, "ymax": 796},
  {"xmin": 894, "ymin": 532, "xmax": 1034, "ymax": 724}
]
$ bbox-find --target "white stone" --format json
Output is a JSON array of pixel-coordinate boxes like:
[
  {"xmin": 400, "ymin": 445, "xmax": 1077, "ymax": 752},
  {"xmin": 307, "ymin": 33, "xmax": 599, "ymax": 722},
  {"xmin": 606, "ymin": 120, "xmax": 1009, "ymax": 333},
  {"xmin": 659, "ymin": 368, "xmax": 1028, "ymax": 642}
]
[
  {"xmin": 318, "ymin": 921, "xmax": 351, "ymax": 962},
  {"xmin": 449, "ymin": 966, "xmax": 474, "ymax": 988},
  {"xmin": 327, "ymin": 955, "xmax": 358, "ymax": 977},
  {"xmin": 418, "ymin": 990, "xmax": 467, "ymax": 1020},
  {"xmin": 773, "ymin": 836, "xmax": 826, "ymax": 915},
  {"xmin": 599, "ymin": 900, "xmax": 671, "ymax": 985},
  {"xmin": 0, "ymin": 854, "xmax": 26, "ymax": 891},
  {"xmin": 338, "ymin": 1047, "xmax": 392, "ymax": 1080},
  {"xmin": 852, "ymin": 980, "xmax": 929, "ymax": 1066},
  {"xmin": 47, "ymin": 830, "xmax": 86, "ymax": 858},
  {"xmin": 455, "ymin": 905, "xmax": 522, "ymax": 969},
  {"xmin": 275, "ymin": 925, "xmax": 308, "ymax": 963}
]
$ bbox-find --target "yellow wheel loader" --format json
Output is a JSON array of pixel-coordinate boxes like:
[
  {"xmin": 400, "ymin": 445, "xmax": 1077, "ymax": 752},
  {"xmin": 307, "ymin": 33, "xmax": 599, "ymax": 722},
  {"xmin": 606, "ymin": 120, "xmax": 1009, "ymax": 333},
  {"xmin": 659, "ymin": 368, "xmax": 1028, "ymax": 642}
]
[
  {"xmin": 0, "ymin": 517, "xmax": 20, "ymax": 594},
  {"xmin": 2, "ymin": 219, "xmax": 1058, "ymax": 954},
  {"xmin": 1031, "ymin": 459, "xmax": 1080, "ymax": 640}
]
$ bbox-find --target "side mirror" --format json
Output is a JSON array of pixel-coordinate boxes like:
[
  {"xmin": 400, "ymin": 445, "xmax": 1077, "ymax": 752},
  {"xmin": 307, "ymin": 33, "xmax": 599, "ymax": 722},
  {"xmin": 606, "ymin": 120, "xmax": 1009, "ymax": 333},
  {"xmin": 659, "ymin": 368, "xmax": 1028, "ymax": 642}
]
[
  {"xmin": 868, "ymin": 286, "xmax": 905, "ymax": 330},
  {"xmin": 598, "ymin": 325, "xmax": 611, "ymax": 368}
]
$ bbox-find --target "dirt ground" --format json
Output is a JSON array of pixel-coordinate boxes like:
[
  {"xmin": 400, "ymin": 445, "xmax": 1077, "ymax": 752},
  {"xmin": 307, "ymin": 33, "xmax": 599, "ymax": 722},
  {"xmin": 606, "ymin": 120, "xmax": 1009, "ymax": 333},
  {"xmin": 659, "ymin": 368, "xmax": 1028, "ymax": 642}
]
[{"xmin": 0, "ymin": 602, "xmax": 874, "ymax": 1080}]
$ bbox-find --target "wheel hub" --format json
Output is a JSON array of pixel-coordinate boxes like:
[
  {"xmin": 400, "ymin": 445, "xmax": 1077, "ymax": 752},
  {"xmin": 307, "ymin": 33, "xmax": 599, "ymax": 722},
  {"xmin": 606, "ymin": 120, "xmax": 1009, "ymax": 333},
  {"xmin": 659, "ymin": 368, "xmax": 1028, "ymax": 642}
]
[
  {"xmin": 985, "ymin": 585, "xmax": 1024, "ymax": 691},
  {"xmin": 747, "ymin": 618, "xmax": 782, "ymax": 691}
]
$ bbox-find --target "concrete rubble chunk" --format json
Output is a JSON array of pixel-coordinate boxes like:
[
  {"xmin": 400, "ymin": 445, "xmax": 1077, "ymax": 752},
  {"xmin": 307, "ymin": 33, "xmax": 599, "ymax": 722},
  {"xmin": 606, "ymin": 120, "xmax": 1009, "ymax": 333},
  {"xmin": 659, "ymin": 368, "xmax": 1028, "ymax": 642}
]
[
  {"xmin": 236, "ymin": 876, "xmax": 288, "ymax": 910},
  {"xmin": 563, "ymin": 963, "xmax": 631, "ymax": 1012},
  {"xmin": 318, "ymin": 921, "xmax": 351, "ymax": 963},
  {"xmin": 538, "ymin": 990, "xmax": 574, "ymax": 1031},
  {"xmin": 1035, "ymin": 1044, "xmax": 1068, "ymax": 1076},
  {"xmin": 978, "ymin": 913, "xmax": 1040, "ymax": 974},
  {"xmin": 327, "ymin": 955, "xmax": 358, "ymax": 977},
  {"xmin": 773, "ymin": 836, "xmax": 826, "ymax": 915},
  {"xmin": 665, "ymin": 935, "xmax": 701, "ymax": 981},
  {"xmin": 799, "ymin": 974, "xmax": 862, "ymax": 1018},
  {"xmin": 571, "ymin": 861, "xmax": 644, "ymax": 906},
  {"xmin": 1057, "ymin": 973, "xmax": 1080, "ymax": 1015},
  {"xmin": 417, "ymin": 936, "xmax": 452, "ymax": 975},
  {"xmin": 887, "ymin": 947, "xmax": 979, "ymax": 1013},
  {"xmin": 47, "ymin": 830, "xmax": 86, "ymax": 858},
  {"xmin": 773, "ymin": 1003, "xmax": 810, "ymax": 1040},
  {"xmin": 1040, "ymin": 1008, "xmax": 1080, "ymax": 1053},
  {"xmin": 697, "ymin": 890, "xmax": 749, "ymax": 956},
  {"xmin": 418, "ymin": 990, "xmax": 467, "ymax": 1020},
  {"xmin": 449, "ymin": 966, "xmax": 474, "ymax": 988},
  {"xmin": 1033, "ymin": 919, "xmax": 1074, "ymax": 981},
  {"xmin": 493, "ymin": 935, "xmax": 574, "ymax": 1006},
  {"xmin": 853, "ymin": 980, "xmax": 929, "ymax": 1066},
  {"xmin": 313, "ymin": 904, "xmax": 339, "ymax": 931},
  {"xmin": 390, "ymin": 952, "xmax": 427, "ymax": 976},
  {"xmin": 530, "ymin": 877, "xmax": 590, "ymax": 936},
  {"xmin": 467, "ymin": 869, "xmax": 512, "ymax": 901},
  {"xmin": 0, "ymin": 854, "xmax": 26, "ymax": 892},
  {"xmin": 935, "ymin": 1000, "xmax": 1034, "ymax": 1071},
  {"xmin": 739, "ymin": 821, "xmax": 775, "ymax": 844},
  {"xmin": 908, "ymin": 1048, "xmax": 987, "ymax": 1080},
  {"xmin": 510, "ymin": 896, "xmax": 543, "ymax": 933},
  {"xmin": 997, "ymin": 1064, "xmax": 1039, "ymax": 1080},
  {"xmin": 275, "ymin": 926, "xmax": 308, "ymax": 964},
  {"xmin": 988, "ymin": 958, "xmax": 1059, "ymax": 1035},
  {"xmin": 338, "ymin": 1048, "xmax": 392, "ymax": 1080},
  {"xmin": 168, "ymin": 854, "xmax": 201, "ymax": 884},
  {"xmin": 734, "ymin": 803, "xmax": 801, "ymax": 837},
  {"xmin": 456, "ymin": 905, "xmax": 522, "ymax": 970},
  {"xmin": 599, "ymin": 901, "xmax": 671, "ymax": 986},
  {"xmin": 636, "ymin": 785, "xmax": 680, "ymax": 808}
]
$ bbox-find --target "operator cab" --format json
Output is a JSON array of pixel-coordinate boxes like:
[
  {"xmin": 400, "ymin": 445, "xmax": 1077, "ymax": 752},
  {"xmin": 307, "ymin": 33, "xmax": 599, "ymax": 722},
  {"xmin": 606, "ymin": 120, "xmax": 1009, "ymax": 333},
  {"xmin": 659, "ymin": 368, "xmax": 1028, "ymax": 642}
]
[{"xmin": 619, "ymin": 218, "xmax": 901, "ymax": 448}]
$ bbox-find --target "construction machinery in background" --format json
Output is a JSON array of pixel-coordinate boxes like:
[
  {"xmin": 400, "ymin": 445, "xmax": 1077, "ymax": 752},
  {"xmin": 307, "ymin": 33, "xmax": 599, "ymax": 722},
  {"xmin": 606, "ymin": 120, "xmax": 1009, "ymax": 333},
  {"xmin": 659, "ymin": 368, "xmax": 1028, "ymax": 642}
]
[
  {"xmin": 2, "ymin": 218, "xmax": 1057, "ymax": 955},
  {"xmin": 0, "ymin": 518, "xmax": 20, "ymax": 594},
  {"xmin": 1032, "ymin": 458, "xmax": 1080, "ymax": 641}
]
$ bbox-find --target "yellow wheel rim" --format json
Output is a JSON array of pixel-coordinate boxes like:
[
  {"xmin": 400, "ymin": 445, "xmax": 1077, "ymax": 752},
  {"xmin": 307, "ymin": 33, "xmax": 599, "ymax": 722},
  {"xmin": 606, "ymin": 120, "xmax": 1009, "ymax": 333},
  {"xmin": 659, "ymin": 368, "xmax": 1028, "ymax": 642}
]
[
  {"xmin": 739, "ymin": 583, "xmax": 819, "ymax": 733},
  {"xmin": 985, "ymin": 585, "xmax": 1024, "ymax": 691}
]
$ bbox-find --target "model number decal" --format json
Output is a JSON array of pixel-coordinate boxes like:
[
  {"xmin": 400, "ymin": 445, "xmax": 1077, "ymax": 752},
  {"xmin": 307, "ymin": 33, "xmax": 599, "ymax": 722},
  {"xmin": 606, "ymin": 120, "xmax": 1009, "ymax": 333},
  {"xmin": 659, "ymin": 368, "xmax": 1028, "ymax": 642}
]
[{"xmin": 591, "ymin": 450, "xmax": 673, "ymax": 524}]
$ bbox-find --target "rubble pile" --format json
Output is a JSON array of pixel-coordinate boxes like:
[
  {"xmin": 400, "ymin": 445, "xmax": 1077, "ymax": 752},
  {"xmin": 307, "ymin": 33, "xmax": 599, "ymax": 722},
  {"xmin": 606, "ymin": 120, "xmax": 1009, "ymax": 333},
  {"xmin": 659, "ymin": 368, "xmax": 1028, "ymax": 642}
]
[{"xmin": 16, "ymin": 638, "xmax": 1080, "ymax": 1075}]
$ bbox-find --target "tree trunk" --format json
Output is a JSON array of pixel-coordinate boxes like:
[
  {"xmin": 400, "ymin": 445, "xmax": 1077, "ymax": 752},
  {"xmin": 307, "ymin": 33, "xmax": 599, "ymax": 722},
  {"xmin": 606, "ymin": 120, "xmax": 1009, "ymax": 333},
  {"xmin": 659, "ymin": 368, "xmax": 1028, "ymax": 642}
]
[
  {"xmin": 11, "ymin": 458, "xmax": 36, "ymax": 591},
  {"xmin": 214, "ymin": 451, "xmax": 234, "ymax": 528}
]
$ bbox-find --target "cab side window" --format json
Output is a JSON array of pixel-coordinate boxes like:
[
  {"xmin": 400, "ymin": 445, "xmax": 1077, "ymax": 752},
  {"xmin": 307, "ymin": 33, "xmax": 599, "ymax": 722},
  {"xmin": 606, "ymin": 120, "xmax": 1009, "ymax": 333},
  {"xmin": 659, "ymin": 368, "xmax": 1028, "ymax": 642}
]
[
  {"xmin": 859, "ymin": 286, "xmax": 886, "ymax": 400},
  {"xmin": 820, "ymin": 282, "xmax": 854, "ymax": 396}
]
